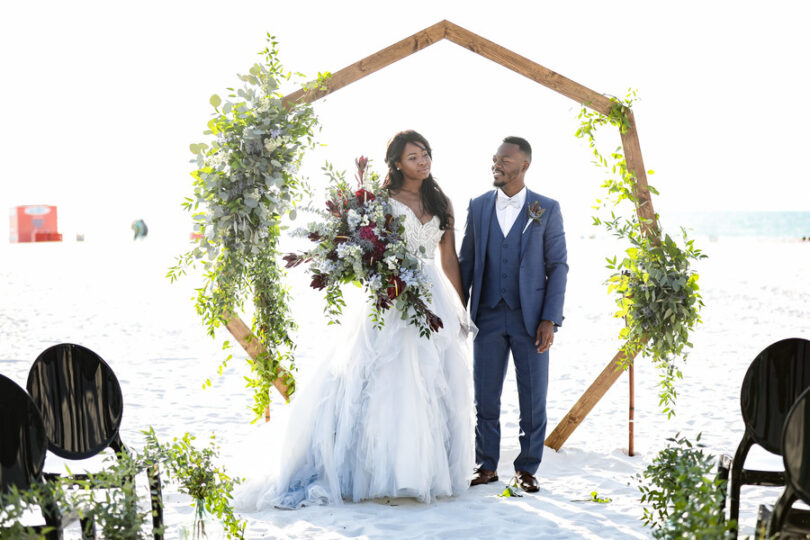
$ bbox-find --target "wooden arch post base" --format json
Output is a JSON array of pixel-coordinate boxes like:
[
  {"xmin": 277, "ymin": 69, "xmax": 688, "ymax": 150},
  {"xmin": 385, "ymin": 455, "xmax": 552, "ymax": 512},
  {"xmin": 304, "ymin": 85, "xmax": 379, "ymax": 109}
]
[
  {"xmin": 544, "ymin": 348, "xmax": 639, "ymax": 451},
  {"xmin": 225, "ymin": 315, "xmax": 291, "ymax": 420},
  {"xmin": 224, "ymin": 19, "xmax": 658, "ymax": 442}
]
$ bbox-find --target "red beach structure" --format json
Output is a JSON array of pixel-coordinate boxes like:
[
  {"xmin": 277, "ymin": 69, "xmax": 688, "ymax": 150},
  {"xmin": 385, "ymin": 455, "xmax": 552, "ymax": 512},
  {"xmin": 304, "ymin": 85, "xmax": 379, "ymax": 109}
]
[{"xmin": 8, "ymin": 205, "xmax": 63, "ymax": 242}]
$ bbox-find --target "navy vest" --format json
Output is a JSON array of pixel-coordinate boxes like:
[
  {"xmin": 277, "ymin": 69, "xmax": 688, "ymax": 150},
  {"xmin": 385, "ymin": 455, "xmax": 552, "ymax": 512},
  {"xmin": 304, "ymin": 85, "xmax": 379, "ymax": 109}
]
[{"xmin": 480, "ymin": 205, "xmax": 528, "ymax": 309}]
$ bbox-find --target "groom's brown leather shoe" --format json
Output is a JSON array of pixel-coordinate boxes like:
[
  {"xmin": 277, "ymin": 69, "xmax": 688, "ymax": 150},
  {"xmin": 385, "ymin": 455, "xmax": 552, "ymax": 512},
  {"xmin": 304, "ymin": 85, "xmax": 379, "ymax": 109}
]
[
  {"xmin": 471, "ymin": 468, "xmax": 499, "ymax": 486},
  {"xmin": 513, "ymin": 471, "xmax": 539, "ymax": 492}
]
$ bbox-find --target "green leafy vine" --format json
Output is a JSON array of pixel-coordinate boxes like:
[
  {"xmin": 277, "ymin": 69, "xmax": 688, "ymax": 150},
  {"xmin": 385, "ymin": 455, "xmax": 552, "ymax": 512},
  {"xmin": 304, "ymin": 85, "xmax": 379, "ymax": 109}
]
[
  {"xmin": 576, "ymin": 90, "xmax": 706, "ymax": 417},
  {"xmin": 637, "ymin": 433, "xmax": 734, "ymax": 538},
  {"xmin": 168, "ymin": 35, "xmax": 330, "ymax": 418}
]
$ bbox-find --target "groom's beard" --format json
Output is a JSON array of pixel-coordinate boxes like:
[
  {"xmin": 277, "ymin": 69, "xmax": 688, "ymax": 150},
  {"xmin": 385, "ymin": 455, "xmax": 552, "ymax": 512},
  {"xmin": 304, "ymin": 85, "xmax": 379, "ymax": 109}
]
[{"xmin": 493, "ymin": 174, "xmax": 512, "ymax": 188}]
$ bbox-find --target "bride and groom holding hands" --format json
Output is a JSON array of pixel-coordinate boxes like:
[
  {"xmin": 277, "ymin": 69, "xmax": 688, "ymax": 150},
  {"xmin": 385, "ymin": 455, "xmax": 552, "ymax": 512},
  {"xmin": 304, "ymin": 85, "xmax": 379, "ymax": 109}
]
[{"xmin": 239, "ymin": 130, "xmax": 568, "ymax": 510}]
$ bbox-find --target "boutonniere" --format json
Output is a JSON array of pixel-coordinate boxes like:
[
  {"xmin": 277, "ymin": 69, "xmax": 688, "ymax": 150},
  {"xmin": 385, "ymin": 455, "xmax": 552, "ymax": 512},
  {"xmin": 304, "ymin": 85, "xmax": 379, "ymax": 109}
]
[{"xmin": 522, "ymin": 201, "xmax": 545, "ymax": 234}]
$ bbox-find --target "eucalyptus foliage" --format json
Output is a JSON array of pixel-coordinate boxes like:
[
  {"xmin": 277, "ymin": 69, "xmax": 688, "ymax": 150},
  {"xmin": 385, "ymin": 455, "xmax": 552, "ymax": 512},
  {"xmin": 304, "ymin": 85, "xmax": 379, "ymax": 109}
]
[
  {"xmin": 576, "ymin": 90, "xmax": 706, "ymax": 417},
  {"xmin": 168, "ymin": 35, "xmax": 328, "ymax": 417},
  {"xmin": 637, "ymin": 433, "xmax": 734, "ymax": 539}
]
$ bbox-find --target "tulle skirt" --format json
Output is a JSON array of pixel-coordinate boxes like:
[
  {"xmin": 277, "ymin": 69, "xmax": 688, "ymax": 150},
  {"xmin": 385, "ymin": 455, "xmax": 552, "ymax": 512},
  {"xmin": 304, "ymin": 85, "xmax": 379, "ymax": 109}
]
[{"xmin": 235, "ymin": 259, "xmax": 475, "ymax": 510}]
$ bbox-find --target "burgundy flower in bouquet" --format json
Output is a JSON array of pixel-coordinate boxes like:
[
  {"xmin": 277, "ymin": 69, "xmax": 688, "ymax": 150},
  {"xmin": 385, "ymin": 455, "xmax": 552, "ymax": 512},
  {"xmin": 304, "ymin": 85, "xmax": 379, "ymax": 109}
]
[
  {"xmin": 355, "ymin": 188, "xmax": 375, "ymax": 205},
  {"xmin": 386, "ymin": 276, "xmax": 406, "ymax": 300},
  {"xmin": 358, "ymin": 225, "xmax": 385, "ymax": 265},
  {"xmin": 310, "ymin": 273, "xmax": 328, "ymax": 290}
]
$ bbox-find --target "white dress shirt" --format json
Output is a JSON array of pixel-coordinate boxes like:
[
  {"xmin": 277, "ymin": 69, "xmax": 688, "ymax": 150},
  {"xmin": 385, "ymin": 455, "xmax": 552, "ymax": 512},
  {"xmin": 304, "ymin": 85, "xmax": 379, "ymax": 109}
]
[{"xmin": 495, "ymin": 187, "xmax": 527, "ymax": 236}]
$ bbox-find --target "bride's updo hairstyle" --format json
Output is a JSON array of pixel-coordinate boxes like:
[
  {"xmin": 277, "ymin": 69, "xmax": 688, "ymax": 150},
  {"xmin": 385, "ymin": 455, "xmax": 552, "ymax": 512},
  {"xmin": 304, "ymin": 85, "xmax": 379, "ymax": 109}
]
[{"xmin": 383, "ymin": 130, "xmax": 453, "ymax": 231}]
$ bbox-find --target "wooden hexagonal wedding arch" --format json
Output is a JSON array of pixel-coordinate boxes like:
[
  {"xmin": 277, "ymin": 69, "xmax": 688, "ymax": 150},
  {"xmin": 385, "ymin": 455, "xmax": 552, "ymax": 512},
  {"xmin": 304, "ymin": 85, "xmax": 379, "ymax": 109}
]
[{"xmin": 225, "ymin": 19, "xmax": 660, "ymax": 451}]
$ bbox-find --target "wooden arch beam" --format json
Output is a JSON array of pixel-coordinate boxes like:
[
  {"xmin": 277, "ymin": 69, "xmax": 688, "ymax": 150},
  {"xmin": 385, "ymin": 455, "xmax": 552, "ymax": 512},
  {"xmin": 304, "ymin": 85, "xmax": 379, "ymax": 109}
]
[
  {"xmin": 283, "ymin": 19, "xmax": 614, "ymax": 117},
  {"xmin": 282, "ymin": 20, "xmax": 448, "ymax": 106},
  {"xmin": 441, "ymin": 21, "xmax": 614, "ymax": 115}
]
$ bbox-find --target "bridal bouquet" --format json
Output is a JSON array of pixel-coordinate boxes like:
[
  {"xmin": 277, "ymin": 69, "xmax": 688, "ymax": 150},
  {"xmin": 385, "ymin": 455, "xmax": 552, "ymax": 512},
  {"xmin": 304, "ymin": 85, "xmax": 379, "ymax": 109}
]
[{"xmin": 283, "ymin": 157, "xmax": 443, "ymax": 337}]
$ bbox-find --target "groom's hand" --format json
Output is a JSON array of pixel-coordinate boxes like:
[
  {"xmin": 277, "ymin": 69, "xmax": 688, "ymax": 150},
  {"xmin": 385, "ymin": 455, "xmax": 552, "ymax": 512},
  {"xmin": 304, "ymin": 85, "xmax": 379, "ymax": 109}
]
[{"xmin": 535, "ymin": 320, "xmax": 555, "ymax": 354}]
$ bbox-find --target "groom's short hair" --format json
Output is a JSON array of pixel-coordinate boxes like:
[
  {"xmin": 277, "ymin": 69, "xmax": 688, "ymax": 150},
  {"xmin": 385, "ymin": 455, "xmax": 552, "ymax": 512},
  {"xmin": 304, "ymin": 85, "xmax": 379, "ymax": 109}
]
[{"xmin": 502, "ymin": 136, "xmax": 532, "ymax": 162}]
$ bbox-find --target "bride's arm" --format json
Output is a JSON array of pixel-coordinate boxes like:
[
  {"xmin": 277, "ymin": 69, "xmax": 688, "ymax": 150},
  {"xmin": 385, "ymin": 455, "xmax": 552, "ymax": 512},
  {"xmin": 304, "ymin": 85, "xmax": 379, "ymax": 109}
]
[{"xmin": 439, "ymin": 201, "xmax": 465, "ymax": 303}]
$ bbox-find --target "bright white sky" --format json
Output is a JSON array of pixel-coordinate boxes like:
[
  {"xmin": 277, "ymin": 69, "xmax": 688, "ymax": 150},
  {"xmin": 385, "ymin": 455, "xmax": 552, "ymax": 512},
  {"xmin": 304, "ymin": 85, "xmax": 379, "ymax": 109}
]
[{"xmin": 1, "ymin": 1, "xmax": 808, "ymax": 242}]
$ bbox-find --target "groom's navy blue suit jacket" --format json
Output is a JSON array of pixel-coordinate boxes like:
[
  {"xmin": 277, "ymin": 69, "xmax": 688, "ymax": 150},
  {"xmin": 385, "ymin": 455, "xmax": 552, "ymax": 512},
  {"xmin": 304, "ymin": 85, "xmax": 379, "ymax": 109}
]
[{"xmin": 458, "ymin": 188, "xmax": 568, "ymax": 336}]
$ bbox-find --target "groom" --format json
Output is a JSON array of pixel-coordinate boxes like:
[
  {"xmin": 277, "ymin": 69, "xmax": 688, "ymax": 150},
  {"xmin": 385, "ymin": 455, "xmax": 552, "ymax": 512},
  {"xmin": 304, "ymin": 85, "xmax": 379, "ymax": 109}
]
[{"xmin": 458, "ymin": 136, "xmax": 568, "ymax": 492}]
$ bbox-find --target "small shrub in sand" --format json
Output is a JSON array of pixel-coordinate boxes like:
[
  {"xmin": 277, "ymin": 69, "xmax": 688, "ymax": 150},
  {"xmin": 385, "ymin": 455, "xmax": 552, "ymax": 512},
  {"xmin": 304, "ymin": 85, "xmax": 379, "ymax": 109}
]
[{"xmin": 637, "ymin": 433, "xmax": 734, "ymax": 539}]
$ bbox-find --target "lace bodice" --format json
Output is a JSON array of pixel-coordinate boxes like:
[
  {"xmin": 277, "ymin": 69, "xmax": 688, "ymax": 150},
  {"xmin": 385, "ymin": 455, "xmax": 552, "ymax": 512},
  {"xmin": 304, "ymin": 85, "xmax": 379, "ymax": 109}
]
[{"xmin": 389, "ymin": 198, "xmax": 444, "ymax": 260}]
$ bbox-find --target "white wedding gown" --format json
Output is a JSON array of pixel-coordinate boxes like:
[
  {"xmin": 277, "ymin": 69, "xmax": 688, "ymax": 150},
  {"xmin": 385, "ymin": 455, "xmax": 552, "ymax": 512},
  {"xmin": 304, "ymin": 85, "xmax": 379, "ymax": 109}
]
[{"xmin": 236, "ymin": 199, "xmax": 475, "ymax": 510}]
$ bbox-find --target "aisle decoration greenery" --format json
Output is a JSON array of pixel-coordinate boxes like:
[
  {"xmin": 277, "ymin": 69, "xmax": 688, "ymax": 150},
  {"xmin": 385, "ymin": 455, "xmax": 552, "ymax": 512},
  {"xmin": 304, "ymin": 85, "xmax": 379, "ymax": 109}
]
[
  {"xmin": 575, "ymin": 90, "xmax": 706, "ymax": 417},
  {"xmin": 637, "ymin": 433, "xmax": 734, "ymax": 538},
  {"xmin": 145, "ymin": 430, "xmax": 244, "ymax": 539},
  {"xmin": 168, "ymin": 35, "xmax": 329, "ymax": 416},
  {"xmin": 78, "ymin": 451, "xmax": 153, "ymax": 539},
  {"xmin": 0, "ymin": 430, "xmax": 245, "ymax": 539},
  {"xmin": 0, "ymin": 480, "xmax": 69, "ymax": 539},
  {"xmin": 0, "ymin": 451, "xmax": 154, "ymax": 539}
]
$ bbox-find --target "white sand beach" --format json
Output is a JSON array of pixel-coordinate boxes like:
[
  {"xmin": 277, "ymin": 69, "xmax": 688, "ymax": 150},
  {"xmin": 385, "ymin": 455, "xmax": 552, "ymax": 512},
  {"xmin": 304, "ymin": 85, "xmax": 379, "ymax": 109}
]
[{"xmin": 2, "ymin": 233, "xmax": 808, "ymax": 539}]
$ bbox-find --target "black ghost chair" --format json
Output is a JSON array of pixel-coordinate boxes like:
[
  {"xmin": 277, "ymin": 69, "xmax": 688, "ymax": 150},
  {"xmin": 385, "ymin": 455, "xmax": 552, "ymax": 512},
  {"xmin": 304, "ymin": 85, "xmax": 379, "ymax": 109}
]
[
  {"xmin": 0, "ymin": 373, "xmax": 62, "ymax": 539},
  {"xmin": 26, "ymin": 343, "xmax": 163, "ymax": 539},
  {"xmin": 726, "ymin": 337, "xmax": 810, "ymax": 536},
  {"xmin": 758, "ymin": 386, "xmax": 810, "ymax": 537}
]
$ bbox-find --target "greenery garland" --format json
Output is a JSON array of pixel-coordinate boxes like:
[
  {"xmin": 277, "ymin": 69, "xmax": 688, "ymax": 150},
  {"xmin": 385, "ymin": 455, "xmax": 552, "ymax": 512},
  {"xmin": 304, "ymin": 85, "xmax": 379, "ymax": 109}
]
[
  {"xmin": 168, "ymin": 36, "xmax": 328, "ymax": 417},
  {"xmin": 575, "ymin": 90, "xmax": 706, "ymax": 418}
]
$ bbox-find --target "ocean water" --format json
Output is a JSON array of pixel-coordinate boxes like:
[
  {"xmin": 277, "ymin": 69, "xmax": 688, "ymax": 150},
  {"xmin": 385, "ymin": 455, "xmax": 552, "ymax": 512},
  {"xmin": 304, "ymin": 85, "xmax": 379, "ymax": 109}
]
[{"xmin": 663, "ymin": 211, "xmax": 810, "ymax": 240}]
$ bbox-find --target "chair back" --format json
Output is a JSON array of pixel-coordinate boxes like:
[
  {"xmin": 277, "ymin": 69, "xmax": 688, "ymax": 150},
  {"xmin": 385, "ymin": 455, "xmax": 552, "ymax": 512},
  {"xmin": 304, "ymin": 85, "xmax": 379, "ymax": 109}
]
[
  {"xmin": 26, "ymin": 344, "xmax": 124, "ymax": 460},
  {"xmin": 0, "ymin": 374, "xmax": 47, "ymax": 493},
  {"xmin": 740, "ymin": 338, "xmax": 810, "ymax": 455},
  {"xmin": 782, "ymin": 386, "xmax": 810, "ymax": 505}
]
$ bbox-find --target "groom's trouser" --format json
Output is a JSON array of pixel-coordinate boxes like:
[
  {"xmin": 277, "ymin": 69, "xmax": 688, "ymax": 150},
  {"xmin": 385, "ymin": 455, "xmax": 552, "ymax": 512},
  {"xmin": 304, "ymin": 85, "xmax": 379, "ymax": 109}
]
[{"xmin": 473, "ymin": 300, "xmax": 549, "ymax": 475}]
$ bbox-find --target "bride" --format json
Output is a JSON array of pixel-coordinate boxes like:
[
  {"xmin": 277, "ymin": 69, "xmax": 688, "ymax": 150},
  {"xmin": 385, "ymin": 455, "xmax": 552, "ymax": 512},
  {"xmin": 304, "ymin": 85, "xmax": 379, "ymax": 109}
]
[{"xmin": 238, "ymin": 130, "xmax": 474, "ymax": 510}]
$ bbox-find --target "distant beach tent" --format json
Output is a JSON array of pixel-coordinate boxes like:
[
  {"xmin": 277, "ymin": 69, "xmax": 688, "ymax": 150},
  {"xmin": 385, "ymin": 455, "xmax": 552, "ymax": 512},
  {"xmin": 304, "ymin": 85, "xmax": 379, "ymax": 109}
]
[
  {"xmin": 8, "ymin": 205, "xmax": 62, "ymax": 243},
  {"xmin": 131, "ymin": 219, "xmax": 148, "ymax": 240}
]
